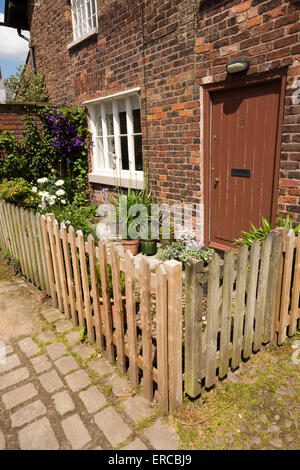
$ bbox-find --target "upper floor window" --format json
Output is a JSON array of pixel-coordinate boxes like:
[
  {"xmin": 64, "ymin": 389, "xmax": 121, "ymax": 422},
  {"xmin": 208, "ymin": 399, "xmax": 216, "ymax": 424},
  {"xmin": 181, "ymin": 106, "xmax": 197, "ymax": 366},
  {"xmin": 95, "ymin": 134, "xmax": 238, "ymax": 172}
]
[
  {"xmin": 71, "ymin": 0, "xmax": 98, "ymax": 41},
  {"xmin": 85, "ymin": 89, "xmax": 144, "ymax": 189}
]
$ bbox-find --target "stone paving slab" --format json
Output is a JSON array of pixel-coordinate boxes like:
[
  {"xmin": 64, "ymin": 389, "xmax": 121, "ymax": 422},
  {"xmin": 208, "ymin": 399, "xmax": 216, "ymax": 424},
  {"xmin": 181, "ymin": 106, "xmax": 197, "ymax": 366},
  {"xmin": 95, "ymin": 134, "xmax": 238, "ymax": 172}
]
[
  {"xmin": 94, "ymin": 406, "xmax": 132, "ymax": 448},
  {"xmin": 0, "ymin": 367, "xmax": 29, "ymax": 391},
  {"xmin": 0, "ymin": 353, "xmax": 21, "ymax": 373},
  {"xmin": 62, "ymin": 414, "xmax": 91, "ymax": 449},
  {"xmin": 30, "ymin": 354, "xmax": 52, "ymax": 373},
  {"xmin": 11, "ymin": 400, "xmax": 47, "ymax": 428},
  {"xmin": 18, "ymin": 417, "xmax": 59, "ymax": 450},
  {"xmin": 54, "ymin": 320, "xmax": 73, "ymax": 333},
  {"xmin": 123, "ymin": 396, "xmax": 154, "ymax": 424},
  {"xmin": 72, "ymin": 343, "xmax": 95, "ymax": 360},
  {"xmin": 121, "ymin": 438, "xmax": 148, "ymax": 450},
  {"xmin": 53, "ymin": 390, "xmax": 75, "ymax": 416},
  {"xmin": 39, "ymin": 369, "xmax": 64, "ymax": 393},
  {"xmin": 143, "ymin": 419, "xmax": 179, "ymax": 450},
  {"xmin": 65, "ymin": 369, "xmax": 90, "ymax": 392},
  {"xmin": 54, "ymin": 355, "xmax": 79, "ymax": 375},
  {"xmin": 2, "ymin": 383, "xmax": 38, "ymax": 410},
  {"xmin": 37, "ymin": 331, "xmax": 56, "ymax": 343},
  {"xmin": 46, "ymin": 343, "xmax": 67, "ymax": 361},
  {"xmin": 65, "ymin": 331, "xmax": 81, "ymax": 347},
  {"xmin": 79, "ymin": 386, "xmax": 107, "ymax": 414},
  {"xmin": 18, "ymin": 338, "xmax": 39, "ymax": 357},
  {"xmin": 42, "ymin": 310, "xmax": 65, "ymax": 323}
]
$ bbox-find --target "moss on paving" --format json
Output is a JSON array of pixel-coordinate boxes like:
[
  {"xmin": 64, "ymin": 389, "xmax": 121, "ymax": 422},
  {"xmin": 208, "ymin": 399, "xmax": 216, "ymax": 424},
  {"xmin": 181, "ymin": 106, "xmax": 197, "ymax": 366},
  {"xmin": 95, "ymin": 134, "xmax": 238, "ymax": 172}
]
[{"xmin": 174, "ymin": 335, "xmax": 300, "ymax": 450}]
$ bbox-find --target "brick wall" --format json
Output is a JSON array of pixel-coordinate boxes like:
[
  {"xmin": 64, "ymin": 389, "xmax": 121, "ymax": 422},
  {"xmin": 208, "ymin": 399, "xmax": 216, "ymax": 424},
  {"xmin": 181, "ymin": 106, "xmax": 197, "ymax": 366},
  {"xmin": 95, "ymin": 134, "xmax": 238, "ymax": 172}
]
[
  {"xmin": 27, "ymin": 0, "xmax": 300, "ymax": 226},
  {"xmin": 0, "ymin": 104, "xmax": 36, "ymax": 140}
]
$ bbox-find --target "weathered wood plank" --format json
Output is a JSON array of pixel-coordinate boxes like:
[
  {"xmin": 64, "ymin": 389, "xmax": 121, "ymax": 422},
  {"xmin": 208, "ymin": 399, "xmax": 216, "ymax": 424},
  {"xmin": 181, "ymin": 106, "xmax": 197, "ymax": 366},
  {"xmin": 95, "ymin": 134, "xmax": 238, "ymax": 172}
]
[
  {"xmin": 111, "ymin": 244, "xmax": 126, "ymax": 374},
  {"xmin": 140, "ymin": 256, "xmax": 153, "ymax": 402},
  {"xmin": 78, "ymin": 230, "xmax": 94, "ymax": 341},
  {"xmin": 184, "ymin": 258, "xmax": 203, "ymax": 397},
  {"xmin": 289, "ymin": 234, "xmax": 300, "ymax": 336},
  {"xmin": 232, "ymin": 245, "xmax": 248, "ymax": 369},
  {"xmin": 124, "ymin": 250, "xmax": 138, "ymax": 386},
  {"xmin": 98, "ymin": 241, "xmax": 114, "ymax": 362},
  {"xmin": 156, "ymin": 263, "xmax": 168, "ymax": 414},
  {"xmin": 30, "ymin": 210, "xmax": 42, "ymax": 289},
  {"xmin": 263, "ymin": 231, "xmax": 283, "ymax": 343},
  {"xmin": 26, "ymin": 209, "xmax": 39, "ymax": 286},
  {"xmin": 36, "ymin": 212, "xmax": 49, "ymax": 293},
  {"xmin": 272, "ymin": 228, "xmax": 288, "ymax": 344},
  {"xmin": 87, "ymin": 234, "xmax": 104, "ymax": 350},
  {"xmin": 54, "ymin": 220, "xmax": 70, "ymax": 317},
  {"xmin": 278, "ymin": 229, "xmax": 295, "ymax": 344},
  {"xmin": 253, "ymin": 234, "xmax": 273, "ymax": 352},
  {"xmin": 69, "ymin": 226, "xmax": 85, "ymax": 328},
  {"xmin": 47, "ymin": 215, "xmax": 63, "ymax": 311},
  {"xmin": 219, "ymin": 249, "xmax": 235, "ymax": 377},
  {"xmin": 205, "ymin": 254, "xmax": 220, "ymax": 387},
  {"xmin": 61, "ymin": 223, "xmax": 77, "ymax": 324},
  {"xmin": 243, "ymin": 240, "xmax": 260, "ymax": 359},
  {"xmin": 165, "ymin": 259, "xmax": 183, "ymax": 411},
  {"xmin": 40, "ymin": 215, "xmax": 57, "ymax": 306}
]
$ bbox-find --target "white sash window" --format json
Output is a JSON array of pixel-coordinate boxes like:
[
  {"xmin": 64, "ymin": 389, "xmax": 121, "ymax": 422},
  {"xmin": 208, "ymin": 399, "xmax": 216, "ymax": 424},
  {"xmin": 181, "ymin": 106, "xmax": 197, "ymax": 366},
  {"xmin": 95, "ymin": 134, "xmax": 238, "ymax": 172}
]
[
  {"xmin": 71, "ymin": 0, "xmax": 98, "ymax": 41},
  {"xmin": 85, "ymin": 89, "xmax": 144, "ymax": 189}
]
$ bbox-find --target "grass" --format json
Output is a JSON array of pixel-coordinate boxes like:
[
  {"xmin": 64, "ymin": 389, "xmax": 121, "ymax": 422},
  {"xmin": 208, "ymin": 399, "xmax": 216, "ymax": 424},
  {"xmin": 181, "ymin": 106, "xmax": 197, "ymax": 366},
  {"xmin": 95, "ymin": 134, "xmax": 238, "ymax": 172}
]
[{"xmin": 173, "ymin": 336, "xmax": 300, "ymax": 450}]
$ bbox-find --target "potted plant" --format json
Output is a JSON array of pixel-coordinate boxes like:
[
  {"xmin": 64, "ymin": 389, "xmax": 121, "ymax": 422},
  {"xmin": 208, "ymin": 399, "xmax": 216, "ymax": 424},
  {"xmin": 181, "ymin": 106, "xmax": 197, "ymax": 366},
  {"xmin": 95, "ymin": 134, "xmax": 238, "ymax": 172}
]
[
  {"xmin": 159, "ymin": 223, "xmax": 175, "ymax": 249},
  {"xmin": 140, "ymin": 222, "xmax": 158, "ymax": 256},
  {"xmin": 112, "ymin": 187, "xmax": 155, "ymax": 256}
]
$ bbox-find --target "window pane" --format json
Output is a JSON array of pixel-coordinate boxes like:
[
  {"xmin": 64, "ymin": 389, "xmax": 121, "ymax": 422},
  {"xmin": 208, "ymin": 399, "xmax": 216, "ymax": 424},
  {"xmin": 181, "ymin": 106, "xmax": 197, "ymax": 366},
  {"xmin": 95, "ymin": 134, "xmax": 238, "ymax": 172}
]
[
  {"xmin": 106, "ymin": 113, "xmax": 114, "ymax": 135},
  {"xmin": 133, "ymin": 109, "xmax": 141, "ymax": 134},
  {"xmin": 119, "ymin": 111, "xmax": 127, "ymax": 134},
  {"xmin": 91, "ymin": 0, "xmax": 96, "ymax": 15},
  {"xmin": 121, "ymin": 136, "xmax": 129, "ymax": 170},
  {"xmin": 96, "ymin": 109, "xmax": 102, "ymax": 136},
  {"xmin": 95, "ymin": 137, "xmax": 105, "ymax": 168},
  {"xmin": 134, "ymin": 135, "xmax": 143, "ymax": 171},
  {"xmin": 108, "ymin": 137, "xmax": 115, "ymax": 168}
]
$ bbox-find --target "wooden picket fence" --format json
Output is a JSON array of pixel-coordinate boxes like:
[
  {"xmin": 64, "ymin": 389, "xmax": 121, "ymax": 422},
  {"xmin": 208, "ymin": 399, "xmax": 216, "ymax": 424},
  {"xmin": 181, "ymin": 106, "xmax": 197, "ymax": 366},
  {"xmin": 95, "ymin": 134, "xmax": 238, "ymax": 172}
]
[
  {"xmin": 1, "ymin": 199, "xmax": 299, "ymax": 410},
  {"xmin": 184, "ymin": 229, "xmax": 300, "ymax": 397},
  {"xmin": 0, "ymin": 200, "xmax": 50, "ymax": 294},
  {"xmin": 0, "ymin": 201, "xmax": 182, "ymax": 414}
]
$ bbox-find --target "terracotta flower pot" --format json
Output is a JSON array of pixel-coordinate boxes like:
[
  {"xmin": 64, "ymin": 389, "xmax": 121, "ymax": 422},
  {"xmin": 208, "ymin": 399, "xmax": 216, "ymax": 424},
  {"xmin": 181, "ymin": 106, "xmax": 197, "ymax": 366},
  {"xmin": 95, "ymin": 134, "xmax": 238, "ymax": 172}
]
[{"xmin": 122, "ymin": 238, "xmax": 140, "ymax": 256}]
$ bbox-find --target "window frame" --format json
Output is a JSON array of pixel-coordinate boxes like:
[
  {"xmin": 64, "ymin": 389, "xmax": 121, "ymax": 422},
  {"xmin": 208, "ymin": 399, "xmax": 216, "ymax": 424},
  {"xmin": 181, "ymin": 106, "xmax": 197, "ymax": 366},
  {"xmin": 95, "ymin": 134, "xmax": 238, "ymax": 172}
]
[
  {"xmin": 84, "ymin": 88, "xmax": 144, "ymax": 189},
  {"xmin": 70, "ymin": 0, "xmax": 98, "ymax": 42}
]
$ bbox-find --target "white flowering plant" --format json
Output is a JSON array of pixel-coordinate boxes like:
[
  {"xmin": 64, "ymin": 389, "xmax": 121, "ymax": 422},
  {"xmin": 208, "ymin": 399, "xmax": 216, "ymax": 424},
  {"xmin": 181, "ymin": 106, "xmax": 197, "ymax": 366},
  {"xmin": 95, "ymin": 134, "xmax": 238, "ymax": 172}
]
[{"xmin": 32, "ymin": 175, "xmax": 69, "ymax": 213}]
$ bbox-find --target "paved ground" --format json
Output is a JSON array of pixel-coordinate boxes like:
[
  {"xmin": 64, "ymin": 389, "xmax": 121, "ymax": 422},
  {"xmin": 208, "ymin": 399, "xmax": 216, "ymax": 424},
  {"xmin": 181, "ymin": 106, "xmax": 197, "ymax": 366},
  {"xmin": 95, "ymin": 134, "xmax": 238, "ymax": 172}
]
[{"xmin": 0, "ymin": 261, "xmax": 178, "ymax": 450}]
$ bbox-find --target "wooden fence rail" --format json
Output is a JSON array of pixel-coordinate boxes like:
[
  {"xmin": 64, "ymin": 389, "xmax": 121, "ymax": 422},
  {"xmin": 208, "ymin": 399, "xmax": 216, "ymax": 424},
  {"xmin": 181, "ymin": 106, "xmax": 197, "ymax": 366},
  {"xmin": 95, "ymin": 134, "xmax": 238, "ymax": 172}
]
[
  {"xmin": 184, "ymin": 229, "xmax": 300, "ymax": 398},
  {"xmin": 0, "ymin": 201, "xmax": 183, "ymax": 414}
]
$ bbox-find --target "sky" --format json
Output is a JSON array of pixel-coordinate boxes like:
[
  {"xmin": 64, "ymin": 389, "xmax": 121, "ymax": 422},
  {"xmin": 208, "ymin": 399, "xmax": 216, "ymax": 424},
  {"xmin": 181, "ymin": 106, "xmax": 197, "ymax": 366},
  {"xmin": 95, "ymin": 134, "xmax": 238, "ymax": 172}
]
[{"xmin": 0, "ymin": 0, "xmax": 30, "ymax": 80}]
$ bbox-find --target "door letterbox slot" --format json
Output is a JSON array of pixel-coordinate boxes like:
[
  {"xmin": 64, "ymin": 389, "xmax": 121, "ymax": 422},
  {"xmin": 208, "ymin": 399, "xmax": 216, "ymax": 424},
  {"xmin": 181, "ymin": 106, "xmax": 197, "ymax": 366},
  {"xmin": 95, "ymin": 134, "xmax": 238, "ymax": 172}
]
[{"xmin": 231, "ymin": 168, "xmax": 250, "ymax": 178}]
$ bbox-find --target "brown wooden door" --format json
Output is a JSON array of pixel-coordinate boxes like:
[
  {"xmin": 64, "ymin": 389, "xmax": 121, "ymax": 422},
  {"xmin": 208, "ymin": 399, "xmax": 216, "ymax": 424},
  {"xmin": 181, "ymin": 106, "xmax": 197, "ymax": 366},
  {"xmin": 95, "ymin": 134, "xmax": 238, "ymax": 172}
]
[{"xmin": 209, "ymin": 80, "xmax": 281, "ymax": 249}]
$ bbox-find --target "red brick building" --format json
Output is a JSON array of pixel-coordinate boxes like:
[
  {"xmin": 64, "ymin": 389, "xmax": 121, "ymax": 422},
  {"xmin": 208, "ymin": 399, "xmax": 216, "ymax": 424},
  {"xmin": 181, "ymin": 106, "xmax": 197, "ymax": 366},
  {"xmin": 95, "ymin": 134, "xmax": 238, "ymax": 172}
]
[{"xmin": 3, "ymin": 0, "xmax": 300, "ymax": 249}]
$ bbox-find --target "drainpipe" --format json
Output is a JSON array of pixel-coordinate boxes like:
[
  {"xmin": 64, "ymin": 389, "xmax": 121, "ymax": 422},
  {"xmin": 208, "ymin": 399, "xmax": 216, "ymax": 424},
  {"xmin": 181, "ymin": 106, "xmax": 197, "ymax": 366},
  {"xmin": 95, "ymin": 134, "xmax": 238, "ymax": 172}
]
[{"xmin": 17, "ymin": 28, "xmax": 36, "ymax": 75}]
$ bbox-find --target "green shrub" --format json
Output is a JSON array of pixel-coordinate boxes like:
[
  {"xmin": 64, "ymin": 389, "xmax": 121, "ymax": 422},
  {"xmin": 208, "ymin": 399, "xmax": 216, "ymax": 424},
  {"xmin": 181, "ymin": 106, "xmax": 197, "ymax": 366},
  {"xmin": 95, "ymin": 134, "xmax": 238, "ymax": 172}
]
[
  {"xmin": 53, "ymin": 202, "xmax": 98, "ymax": 241},
  {"xmin": 0, "ymin": 178, "xmax": 39, "ymax": 208},
  {"xmin": 235, "ymin": 214, "xmax": 300, "ymax": 247},
  {"xmin": 4, "ymin": 252, "xmax": 21, "ymax": 275}
]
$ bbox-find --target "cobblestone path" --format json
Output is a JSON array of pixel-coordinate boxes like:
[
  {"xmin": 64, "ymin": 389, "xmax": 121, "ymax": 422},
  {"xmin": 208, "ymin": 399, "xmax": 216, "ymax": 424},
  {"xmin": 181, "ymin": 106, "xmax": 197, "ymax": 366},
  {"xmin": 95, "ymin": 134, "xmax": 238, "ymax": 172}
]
[{"xmin": 0, "ymin": 273, "xmax": 178, "ymax": 450}]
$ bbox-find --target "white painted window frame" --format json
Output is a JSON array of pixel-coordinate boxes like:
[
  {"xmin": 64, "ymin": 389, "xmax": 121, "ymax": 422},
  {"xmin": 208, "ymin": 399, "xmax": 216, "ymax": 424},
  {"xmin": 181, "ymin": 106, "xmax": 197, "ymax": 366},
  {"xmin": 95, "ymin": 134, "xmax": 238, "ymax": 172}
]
[
  {"xmin": 70, "ymin": 0, "xmax": 98, "ymax": 42},
  {"xmin": 84, "ymin": 88, "xmax": 144, "ymax": 189}
]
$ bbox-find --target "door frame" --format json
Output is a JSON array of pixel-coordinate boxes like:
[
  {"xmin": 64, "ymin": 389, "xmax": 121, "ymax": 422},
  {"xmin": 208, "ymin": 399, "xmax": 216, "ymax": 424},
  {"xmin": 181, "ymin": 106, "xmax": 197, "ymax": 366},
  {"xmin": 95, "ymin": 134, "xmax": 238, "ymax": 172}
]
[{"xmin": 202, "ymin": 68, "xmax": 287, "ymax": 251}]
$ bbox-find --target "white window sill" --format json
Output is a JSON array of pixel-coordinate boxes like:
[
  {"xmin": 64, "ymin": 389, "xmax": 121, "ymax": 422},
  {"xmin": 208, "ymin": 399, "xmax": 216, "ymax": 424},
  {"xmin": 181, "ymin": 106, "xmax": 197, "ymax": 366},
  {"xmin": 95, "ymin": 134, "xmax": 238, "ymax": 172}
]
[
  {"xmin": 89, "ymin": 171, "xmax": 144, "ymax": 189},
  {"xmin": 67, "ymin": 28, "xmax": 98, "ymax": 50}
]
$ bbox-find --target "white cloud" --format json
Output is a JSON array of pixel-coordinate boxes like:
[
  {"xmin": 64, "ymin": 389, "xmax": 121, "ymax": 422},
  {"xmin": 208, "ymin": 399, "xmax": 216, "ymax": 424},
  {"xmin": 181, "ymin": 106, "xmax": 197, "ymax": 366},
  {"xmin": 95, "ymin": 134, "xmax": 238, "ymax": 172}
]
[{"xmin": 0, "ymin": 13, "xmax": 30, "ymax": 60}]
